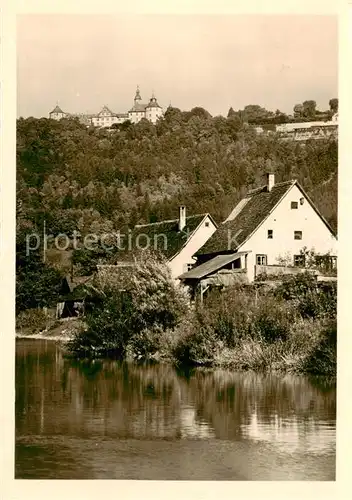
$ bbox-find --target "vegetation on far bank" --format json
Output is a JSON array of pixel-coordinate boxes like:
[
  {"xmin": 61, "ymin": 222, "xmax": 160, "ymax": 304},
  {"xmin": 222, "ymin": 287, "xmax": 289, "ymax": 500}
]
[
  {"xmin": 17, "ymin": 104, "xmax": 337, "ymax": 281},
  {"xmin": 63, "ymin": 254, "xmax": 336, "ymax": 376}
]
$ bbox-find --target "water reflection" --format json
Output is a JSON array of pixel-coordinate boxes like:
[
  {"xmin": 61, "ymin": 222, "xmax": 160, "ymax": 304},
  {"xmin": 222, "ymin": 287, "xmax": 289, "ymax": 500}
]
[{"xmin": 15, "ymin": 339, "xmax": 336, "ymax": 480}]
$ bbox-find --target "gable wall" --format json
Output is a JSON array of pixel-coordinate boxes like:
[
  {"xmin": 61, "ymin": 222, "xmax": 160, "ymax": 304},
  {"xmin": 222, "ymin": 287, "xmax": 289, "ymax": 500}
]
[
  {"xmin": 238, "ymin": 184, "xmax": 337, "ymax": 281},
  {"xmin": 169, "ymin": 216, "xmax": 217, "ymax": 278}
]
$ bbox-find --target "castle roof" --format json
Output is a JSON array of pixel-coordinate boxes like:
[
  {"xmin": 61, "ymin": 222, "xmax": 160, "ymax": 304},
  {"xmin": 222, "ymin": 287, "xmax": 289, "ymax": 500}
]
[
  {"xmin": 134, "ymin": 86, "xmax": 142, "ymax": 101},
  {"xmin": 146, "ymin": 95, "xmax": 162, "ymax": 109},
  {"xmin": 97, "ymin": 105, "xmax": 116, "ymax": 117},
  {"xmin": 50, "ymin": 105, "xmax": 65, "ymax": 114},
  {"xmin": 129, "ymin": 102, "xmax": 148, "ymax": 113}
]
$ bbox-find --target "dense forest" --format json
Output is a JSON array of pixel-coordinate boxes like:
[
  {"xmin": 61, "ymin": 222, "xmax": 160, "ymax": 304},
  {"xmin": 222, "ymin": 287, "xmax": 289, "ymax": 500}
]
[
  {"xmin": 17, "ymin": 105, "xmax": 338, "ymax": 231},
  {"xmin": 16, "ymin": 105, "xmax": 338, "ymax": 310}
]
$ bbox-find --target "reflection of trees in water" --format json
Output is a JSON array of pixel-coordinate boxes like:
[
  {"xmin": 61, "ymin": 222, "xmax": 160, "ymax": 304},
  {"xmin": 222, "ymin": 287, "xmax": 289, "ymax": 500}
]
[
  {"xmin": 16, "ymin": 340, "xmax": 65, "ymax": 434},
  {"xmin": 16, "ymin": 341, "xmax": 336, "ymax": 444},
  {"xmin": 182, "ymin": 371, "xmax": 336, "ymax": 443}
]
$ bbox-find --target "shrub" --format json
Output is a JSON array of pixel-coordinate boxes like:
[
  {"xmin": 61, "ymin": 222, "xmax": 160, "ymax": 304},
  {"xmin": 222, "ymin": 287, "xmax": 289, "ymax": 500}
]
[
  {"xmin": 126, "ymin": 326, "xmax": 164, "ymax": 360},
  {"xmin": 66, "ymin": 252, "xmax": 190, "ymax": 359},
  {"xmin": 169, "ymin": 282, "xmax": 336, "ymax": 375},
  {"xmin": 275, "ymin": 272, "xmax": 337, "ymax": 319},
  {"xmin": 16, "ymin": 308, "xmax": 48, "ymax": 333},
  {"xmin": 171, "ymin": 312, "xmax": 222, "ymax": 366},
  {"xmin": 66, "ymin": 294, "xmax": 135, "ymax": 358},
  {"xmin": 302, "ymin": 319, "xmax": 337, "ymax": 375},
  {"xmin": 202, "ymin": 286, "xmax": 296, "ymax": 345}
]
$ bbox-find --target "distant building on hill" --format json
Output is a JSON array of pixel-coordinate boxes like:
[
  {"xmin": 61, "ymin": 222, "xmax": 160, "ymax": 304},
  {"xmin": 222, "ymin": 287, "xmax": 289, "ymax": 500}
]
[
  {"xmin": 127, "ymin": 87, "xmax": 163, "ymax": 124},
  {"xmin": 49, "ymin": 104, "xmax": 67, "ymax": 121},
  {"xmin": 91, "ymin": 105, "xmax": 128, "ymax": 128},
  {"xmin": 49, "ymin": 86, "xmax": 164, "ymax": 127},
  {"xmin": 276, "ymin": 113, "xmax": 338, "ymax": 141},
  {"xmin": 251, "ymin": 113, "xmax": 338, "ymax": 141}
]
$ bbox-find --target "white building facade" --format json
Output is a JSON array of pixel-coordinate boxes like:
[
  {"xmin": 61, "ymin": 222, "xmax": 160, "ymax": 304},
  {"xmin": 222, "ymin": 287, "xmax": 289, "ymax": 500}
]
[
  {"xmin": 193, "ymin": 174, "xmax": 337, "ymax": 284},
  {"xmin": 236, "ymin": 179, "xmax": 337, "ymax": 281},
  {"xmin": 91, "ymin": 106, "xmax": 128, "ymax": 128},
  {"xmin": 168, "ymin": 211, "xmax": 218, "ymax": 278},
  {"xmin": 50, "ymin": 87, "xmax": 163, "ymax": 128}
]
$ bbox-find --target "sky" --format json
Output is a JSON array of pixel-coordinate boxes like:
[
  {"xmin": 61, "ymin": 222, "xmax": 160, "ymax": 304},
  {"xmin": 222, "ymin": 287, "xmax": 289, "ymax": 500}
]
[{"xmin": 17, "ymin": 14, "xmax": 338, "ymax": 118}]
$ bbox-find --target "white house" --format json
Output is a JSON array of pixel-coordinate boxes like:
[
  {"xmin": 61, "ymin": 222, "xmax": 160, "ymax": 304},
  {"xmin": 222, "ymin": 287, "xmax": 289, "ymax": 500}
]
[
  {"xmin": 114, "ymin": 207, "xmax": 217, "ymax": 279},
  {"xmin": 180, "ymin": 173, "xmax": 337, "ymax": 290}
]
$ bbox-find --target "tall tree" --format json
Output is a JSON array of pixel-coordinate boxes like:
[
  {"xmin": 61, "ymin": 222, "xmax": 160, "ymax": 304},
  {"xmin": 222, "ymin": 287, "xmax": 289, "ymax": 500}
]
[
  {"xmin": 302, "ymin": 100, "xmax": 317, "ymax": 119},
  {"xmin": 329, "ymin": 98, "xmax": 338, "ymax": 114}
]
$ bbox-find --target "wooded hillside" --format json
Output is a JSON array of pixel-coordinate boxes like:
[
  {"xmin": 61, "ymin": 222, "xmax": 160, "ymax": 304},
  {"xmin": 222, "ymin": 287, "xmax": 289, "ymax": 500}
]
[{"xmin": 17, "ymin": 106, "xmax": 338, "ymax": 239}]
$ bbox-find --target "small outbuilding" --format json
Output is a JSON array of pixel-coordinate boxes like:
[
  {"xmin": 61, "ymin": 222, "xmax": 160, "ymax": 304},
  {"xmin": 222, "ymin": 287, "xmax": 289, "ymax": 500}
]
[{"xmin": 56, "ymin": 275, "xmax": 93, "ymax": 319}]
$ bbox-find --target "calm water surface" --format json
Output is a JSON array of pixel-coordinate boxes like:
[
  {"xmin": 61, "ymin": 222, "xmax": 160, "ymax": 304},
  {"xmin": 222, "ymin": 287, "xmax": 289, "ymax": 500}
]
[{"xmin": 16, "ymin": 339, "xmax": 336, "ymax": 480}]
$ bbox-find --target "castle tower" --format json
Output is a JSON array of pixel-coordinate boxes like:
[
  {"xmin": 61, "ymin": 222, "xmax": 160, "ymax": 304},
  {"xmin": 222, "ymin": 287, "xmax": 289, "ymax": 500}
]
[
  {"xmin": 49, "ymin": 102, "xmax": 66, "ymax": 120},
  {"xmin": 146, "ymin": 91, "xmax": 163, "ymax": 124},
  {"xmin": 134, "ymin": 85, "xmax": 142, "ymax": 104}
]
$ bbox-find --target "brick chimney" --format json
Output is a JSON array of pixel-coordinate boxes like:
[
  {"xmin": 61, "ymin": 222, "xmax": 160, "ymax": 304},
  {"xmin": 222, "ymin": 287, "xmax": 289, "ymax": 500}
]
[
  {"xmin": 179, "ymin": 206, "xmax": 186, "ymax": 231},
  {"xmin": 267, "ymin": 172, "xmax": 275, "ymax": 192}
]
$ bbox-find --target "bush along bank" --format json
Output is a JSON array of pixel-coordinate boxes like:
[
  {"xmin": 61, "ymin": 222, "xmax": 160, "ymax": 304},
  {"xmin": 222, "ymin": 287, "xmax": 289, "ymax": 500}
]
[
  {"xmin": 65, "ymin": 256, "xmax": 337, "ymax": 376},
  {"xmin": 65, "ymin": 252, "xmax": 190, "ymax": 359}
]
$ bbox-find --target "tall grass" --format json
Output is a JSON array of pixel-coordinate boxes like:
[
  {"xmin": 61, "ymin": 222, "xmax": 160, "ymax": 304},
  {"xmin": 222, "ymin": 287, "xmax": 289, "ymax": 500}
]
[{"xmin": 167, "ymin": 276, "xmax": 337, "ymax": 375}]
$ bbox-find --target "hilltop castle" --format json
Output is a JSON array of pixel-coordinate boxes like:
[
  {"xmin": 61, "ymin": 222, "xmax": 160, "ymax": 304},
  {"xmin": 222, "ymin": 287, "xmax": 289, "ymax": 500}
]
[{"xmin": 49, "ymin": 86, "xmax": 163, "ymax": 127}]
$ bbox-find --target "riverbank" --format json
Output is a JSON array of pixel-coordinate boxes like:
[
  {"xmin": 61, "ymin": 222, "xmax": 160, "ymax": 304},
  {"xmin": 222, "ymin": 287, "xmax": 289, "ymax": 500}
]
[
  {"xmin": 64, "ymin": 274, "xmax": 336, "ymax": 376},
  {"xmin": 16, "ymin": 314, "xmax": 336, "ymax": 377},
  {"xmin": 16, "ymin": 267, "xmax": 337, "ymax": 376},
  {"xmin": 16, "ymin": 317, "xmax": 84, "ymax": 342}
]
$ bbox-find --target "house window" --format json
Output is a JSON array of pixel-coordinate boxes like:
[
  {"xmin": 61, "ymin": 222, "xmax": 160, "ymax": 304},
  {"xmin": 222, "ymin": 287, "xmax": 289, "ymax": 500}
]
[
  {"xmin": 205, "ymin": 221, "xmax": 210, "ymax": 227},
  {"xmin": 267, "ymin": 229, "xmax": 273, "ymax": 239},
  {"xmin": 294, "ymin": 230, "xmax": 303, "ymax": 240},
  {"xmin": 291, "ymin": 201, "xmax": 298, "ymax": 209},
  {"xmin": 294, "ymin": 254, "xmax": 306, "ymax": 267},
  {"xmin": 256, "ymin": 254, "xmax": 267, "ymax": 266}
]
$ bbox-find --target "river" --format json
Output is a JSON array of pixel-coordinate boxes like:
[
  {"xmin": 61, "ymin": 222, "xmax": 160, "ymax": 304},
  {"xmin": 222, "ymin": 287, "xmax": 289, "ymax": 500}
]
[{"xmin": 15, "ymin": 338, "xmax": 336, "ymax": 480}]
